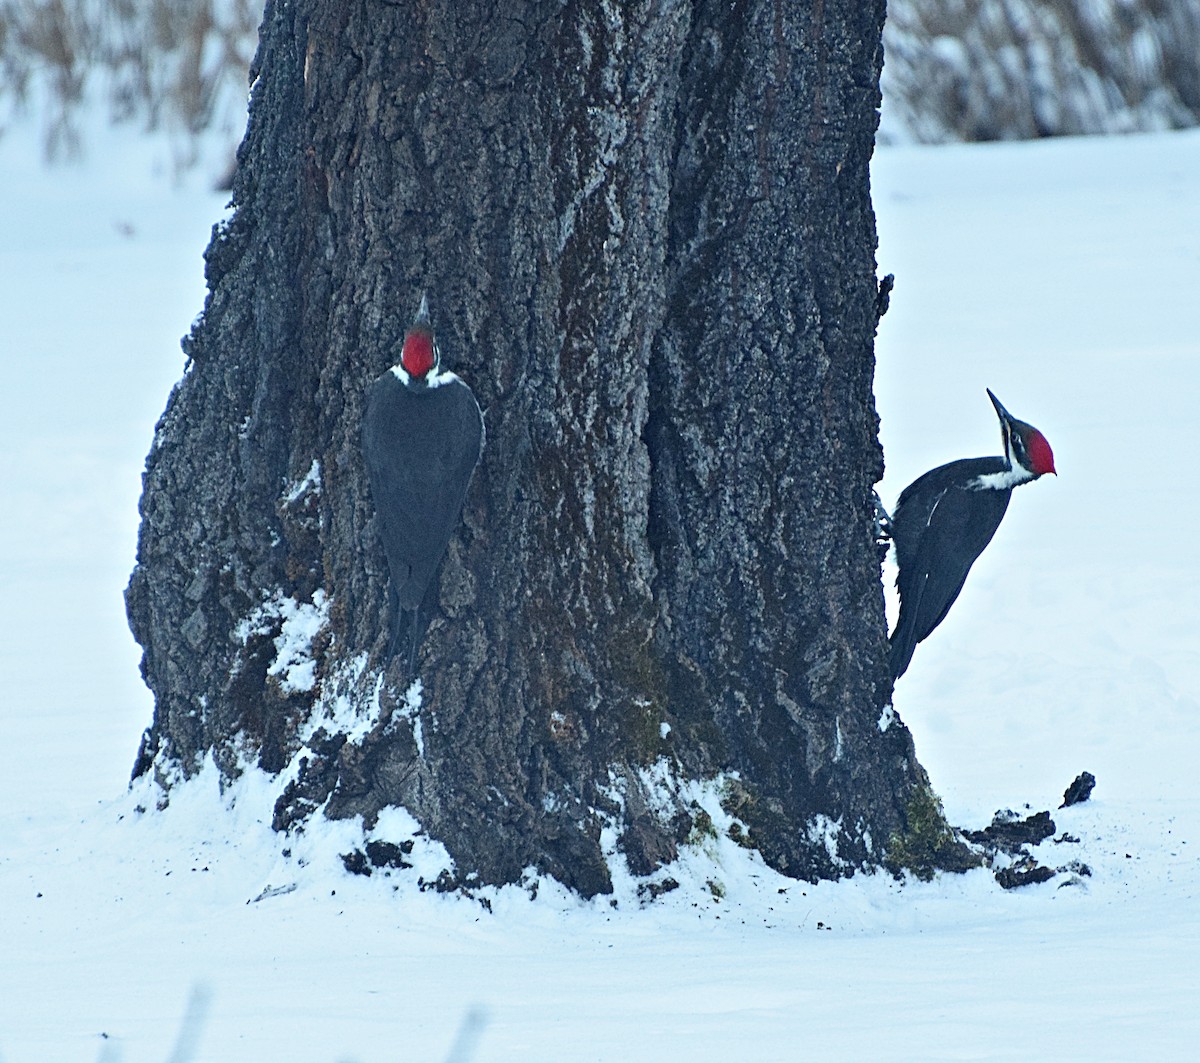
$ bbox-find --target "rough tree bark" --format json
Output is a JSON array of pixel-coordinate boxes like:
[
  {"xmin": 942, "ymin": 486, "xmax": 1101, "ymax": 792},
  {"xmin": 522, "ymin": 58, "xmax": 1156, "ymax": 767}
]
[{"xmin": 126, "ymin": 0, "xmax": 935, "ymax": 897}]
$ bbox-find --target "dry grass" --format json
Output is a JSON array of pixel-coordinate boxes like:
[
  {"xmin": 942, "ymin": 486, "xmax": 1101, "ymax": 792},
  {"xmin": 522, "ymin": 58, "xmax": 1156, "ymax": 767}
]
[
  {"xmin": 5, "ymin": 1, "xmax": 1200, "ymax": 166},
  {"xmin": 882, "ymin": 0, "xmax": 1200, "ymax": 142},
  {"xmin": 0, "ymin": 0, "xmax": 259, "ymax": 163}
]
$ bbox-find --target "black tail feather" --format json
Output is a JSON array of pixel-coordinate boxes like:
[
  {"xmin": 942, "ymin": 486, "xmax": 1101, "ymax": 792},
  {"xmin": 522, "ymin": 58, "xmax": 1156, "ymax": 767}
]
[
  {"xmin": 383, "ymin": 567, "xmax": 442, "ymax": 675},
  {"xmin": 889, "ymin": 621, "xmax": 917, "ymax": 681},
  {"xmin": 407, "ymin": 608, "xmax": 421, "ymax": 676}
]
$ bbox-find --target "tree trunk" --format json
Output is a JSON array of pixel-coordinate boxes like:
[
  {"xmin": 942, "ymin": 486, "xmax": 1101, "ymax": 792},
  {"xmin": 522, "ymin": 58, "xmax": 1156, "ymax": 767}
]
[{"xmin": 127, "ymin": 0, "xmax": 931, "ymax": 897}]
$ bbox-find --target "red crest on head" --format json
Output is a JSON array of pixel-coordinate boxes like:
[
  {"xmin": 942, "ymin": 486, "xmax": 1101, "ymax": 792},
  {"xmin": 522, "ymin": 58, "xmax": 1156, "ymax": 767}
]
[
  {"xmin": 1026, "ymin": 429, "xmax": 1056, "ymax": 477},
  {"xmin": 401, "ymin": 326, "xmax": 436, "ymax": 379}
]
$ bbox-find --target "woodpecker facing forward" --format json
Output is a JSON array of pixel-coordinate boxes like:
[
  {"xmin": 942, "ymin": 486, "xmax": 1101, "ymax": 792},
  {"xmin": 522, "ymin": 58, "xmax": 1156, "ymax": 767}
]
[
  {"xmin": 888, "ymin": 389, "xmax": 1055, "ymax": 681},
  {"xmin": 362, "ymin": 294, "xmax": 483, "ymax": 667}
]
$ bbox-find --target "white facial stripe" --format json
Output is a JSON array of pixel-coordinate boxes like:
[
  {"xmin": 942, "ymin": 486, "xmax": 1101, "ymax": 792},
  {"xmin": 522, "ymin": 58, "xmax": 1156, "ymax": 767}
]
[
  {"xmin": 426, "ymin": 369, "xmax": 461, "ymax": 389},
  {"xmin": 971, "ymin": 466, "xmax": 1034, "ymax": 490}
]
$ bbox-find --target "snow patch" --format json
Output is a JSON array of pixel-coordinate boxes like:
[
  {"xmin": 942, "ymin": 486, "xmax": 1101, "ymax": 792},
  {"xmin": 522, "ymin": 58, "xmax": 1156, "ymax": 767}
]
[
  {"xmin": 267, "ymin": 591, "xmax": 328, "ymax": 694},
  {"xmin": 595, "ymin": 762, "xmax": 772, "ymax": 907},
  {"xmin": 369, "ymin": 804, "xmax": 454, "ymax": 882},
  {"xmin": 384, "ymin": 679, "xmax": 425, "ymax": 757},
  {"xmin": 233, "ymin": 590, "xmax": 330, "ymax": 695},
  {"xmin": 807, "ymin": 814, "xmax": 849, "ymax": 870},
  {"xmin": 300, "ymin": 654, "xmax": 371, "ymax": 738},
  {"xmin": 283, "ymin": 459, "xmax": 322, "ymax": 503}
]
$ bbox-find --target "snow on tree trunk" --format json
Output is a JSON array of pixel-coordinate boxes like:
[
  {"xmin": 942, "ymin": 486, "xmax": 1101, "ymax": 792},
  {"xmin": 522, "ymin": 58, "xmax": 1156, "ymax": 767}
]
[{"xmin": 126, "ymin": 0, "xmax": 931, "ymax": 897}]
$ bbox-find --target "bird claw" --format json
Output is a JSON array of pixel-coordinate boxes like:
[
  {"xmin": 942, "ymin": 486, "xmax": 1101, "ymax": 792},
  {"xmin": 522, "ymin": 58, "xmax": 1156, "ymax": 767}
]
[{"xmin": 872, "ymin": 491, "xmax": 894, "ymax": 566}]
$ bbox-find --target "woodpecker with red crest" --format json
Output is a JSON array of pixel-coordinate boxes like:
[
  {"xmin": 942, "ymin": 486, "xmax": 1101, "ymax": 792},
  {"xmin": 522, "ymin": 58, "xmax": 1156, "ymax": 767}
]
[
  {"xmin": 362, "ymin": 293, "xmax": 483, "ymax": 667},
  {"xmin": 888, "ymin": 389, "xmax": 1055, "ymax": 681}
]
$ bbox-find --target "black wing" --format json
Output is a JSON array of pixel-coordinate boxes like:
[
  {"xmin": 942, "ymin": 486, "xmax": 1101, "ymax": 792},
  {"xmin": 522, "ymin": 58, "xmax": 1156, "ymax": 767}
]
[
  {"xmin": 889, "ymin": 459, "xmax": 1010, "ymax": 679},
  {"xmin": 362, "ymin": 374, "xmax": 483, "ymax": 610}
]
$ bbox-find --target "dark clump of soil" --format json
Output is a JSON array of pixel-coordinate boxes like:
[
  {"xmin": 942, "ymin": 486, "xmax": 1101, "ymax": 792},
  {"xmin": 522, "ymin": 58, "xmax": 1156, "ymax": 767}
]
[
  {"xmin": 960, "ymin": 773, "xmax": 1100, "ymax": 890},
  {"xmin": 995, "ymin": 859, "xmax": 1058, "ymax": 890},
  {"xmin": 1061, "ymin": 771, "xmax": 1096, "ymax": 807},
  {"xmin": 965, "ymin": 809, "xmax": 1056, "ymax": 852}
]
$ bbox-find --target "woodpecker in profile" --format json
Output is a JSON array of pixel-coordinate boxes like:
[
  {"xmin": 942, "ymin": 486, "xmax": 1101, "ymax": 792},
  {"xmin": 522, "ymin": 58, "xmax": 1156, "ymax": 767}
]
[
  {"xmin": 888, "ymin": 389, "xmax": 1055, "ymax": 681},
  {"xmin": 362, "ymin": 293, "xmax": 484, "ymax": 667}
]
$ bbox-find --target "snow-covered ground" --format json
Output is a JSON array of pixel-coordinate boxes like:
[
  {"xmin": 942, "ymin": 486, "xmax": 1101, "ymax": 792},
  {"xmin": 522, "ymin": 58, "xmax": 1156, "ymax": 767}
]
[{"xmin": 1, "ymin": 116, "xmax": 1197, "ymax": 1061}]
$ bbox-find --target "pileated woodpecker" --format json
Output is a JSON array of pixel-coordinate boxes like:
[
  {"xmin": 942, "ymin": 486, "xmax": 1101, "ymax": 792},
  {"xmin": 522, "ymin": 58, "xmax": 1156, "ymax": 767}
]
[
  {"xmin": 362, "ymin": 294, "xmax": 484, "ymax": 667},
  {"xmin": 888, "ymin": 389, "xmax": 1055, "ymax": 680}
]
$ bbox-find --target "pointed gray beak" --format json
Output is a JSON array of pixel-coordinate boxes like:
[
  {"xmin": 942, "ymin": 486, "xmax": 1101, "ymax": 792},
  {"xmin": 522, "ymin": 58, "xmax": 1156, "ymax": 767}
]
[
  {"xmin": 415, "ymin": 291, "xmax": 431, "ymax": 325},
  {"xmin": 986, "ymin": 388, "xmax": 1013, "ymax": 426}
]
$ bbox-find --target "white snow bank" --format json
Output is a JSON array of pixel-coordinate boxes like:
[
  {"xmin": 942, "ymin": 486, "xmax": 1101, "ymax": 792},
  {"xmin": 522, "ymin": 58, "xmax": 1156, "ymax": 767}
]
[{"xmin": 2, "ymin": 113, "xmax": 1199, "ymax": 1061}]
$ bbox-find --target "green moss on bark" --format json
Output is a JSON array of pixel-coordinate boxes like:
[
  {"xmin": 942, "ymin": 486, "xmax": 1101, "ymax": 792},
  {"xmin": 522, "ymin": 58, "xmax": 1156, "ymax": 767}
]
[{"xmin": 884, "ymin": 782, "xmax": 983, "ymax": 881}]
